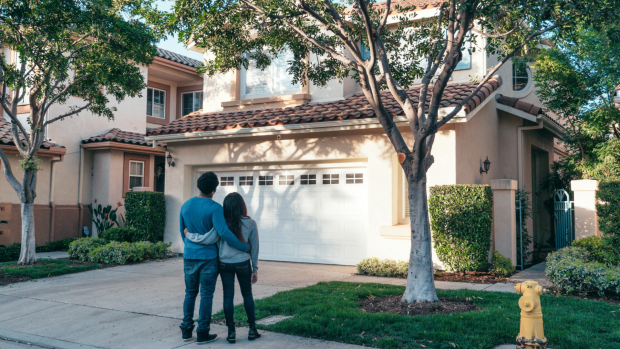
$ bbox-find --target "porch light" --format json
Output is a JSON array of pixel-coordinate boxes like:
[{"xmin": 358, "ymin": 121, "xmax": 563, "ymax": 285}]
[
  {"xmin": 480, "ymin": 156, "xmax": 491, "ymax": 174},
  {"xmin": 166, "ymin": 152, "xmax": 176, "ymax": 168}
]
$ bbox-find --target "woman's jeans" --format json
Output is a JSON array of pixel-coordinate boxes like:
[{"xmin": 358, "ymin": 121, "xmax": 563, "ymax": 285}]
[{"xmin": 219, "ymin": 259, "xmax": 256, "ymax": 328}]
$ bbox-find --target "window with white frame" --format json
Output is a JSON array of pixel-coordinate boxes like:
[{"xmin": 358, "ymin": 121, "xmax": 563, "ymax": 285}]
[
  {"xmin": 147, "ymin": 87, "xmax": 166, "ymax": 119},
  {"xmin": 279, "ymin": 175, "xmax": 294, "ymax": 186},
  {"xmin": 129, "ymin": 161, "xmax": 145, "ymax": 189},
  {"xmin": 300, "ymin": 174, "xmax": 316, "ymax": 185},
  {"xmin": 512, "ymin": 62, "xmax": 530, "ymax": 91},
  {"xmin": 345, "ymin": 173, "xmax": 364, "ymax": 184},
  {"xmin": 322, "ymin": 174, "xmax": 339, "ymax": 185},
  {"xmin": 239, "ymin": 176, "xmax": 254, "ymax": 186},
  {"xmin": 259, "ymin": 176, "xmax": 274, "ymax": 185},
  {"xmin": 243, "ymin": 50, "xmax": 300, "ymax": 97},
  {"xmin": 220, "ymin": 177, "xmax": 234, "ymax": 186},
  {"xmin": 454, "ymin": 35, "xmax": 472, "ymax": 71},
  {"xmin": 181, "ymin": 91, "xmax": 203, "ymax": 116}
]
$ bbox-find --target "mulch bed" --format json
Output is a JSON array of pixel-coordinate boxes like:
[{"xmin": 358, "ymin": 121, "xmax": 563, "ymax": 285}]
[
  {"xmin": 359, "ymin": 294, "xmax": 478, "ymax": 316},
  {"xmin": 0, "ymin": 274, "xmax": 32, "ymax": 287},
  {"xmin": 433, "ymin": 271, "xmax": 510, "ymax": 284}
]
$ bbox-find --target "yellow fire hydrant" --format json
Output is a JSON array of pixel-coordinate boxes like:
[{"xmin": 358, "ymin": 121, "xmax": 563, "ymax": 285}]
[{"xmin": 514, "ymin": 280, "xmax": 547, "ymax": 349}]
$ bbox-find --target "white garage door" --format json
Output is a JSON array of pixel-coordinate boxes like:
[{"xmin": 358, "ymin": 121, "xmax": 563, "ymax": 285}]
[{"xmin": 200, "ymin": 166, "xmax": 368, "ymax": 265}]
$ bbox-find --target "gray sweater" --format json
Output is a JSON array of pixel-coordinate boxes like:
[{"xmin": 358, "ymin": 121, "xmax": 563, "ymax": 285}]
[{"xmin": 185, "ymin": 217, "xmax": 259, "ymax": 273}]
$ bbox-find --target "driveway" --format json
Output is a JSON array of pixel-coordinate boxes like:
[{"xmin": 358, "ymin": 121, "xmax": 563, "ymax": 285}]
[{"xmin": 0, "ymin": 258, "xmax": 518, "ymax": 348}]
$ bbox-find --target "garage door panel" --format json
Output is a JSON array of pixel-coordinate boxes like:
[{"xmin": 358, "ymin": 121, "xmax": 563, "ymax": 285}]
[{"xmin": 298, "ymin": 244, "xmax": 319, "ymax": 258}]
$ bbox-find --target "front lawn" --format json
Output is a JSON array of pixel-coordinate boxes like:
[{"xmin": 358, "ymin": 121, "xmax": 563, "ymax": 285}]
[
  {"xmin": 214, "ymin": 281, "xmax": 620, "ymax": 349},
  {"xmin": 0, "ymin": 259, "xmax": 102, "ymax": 286}
]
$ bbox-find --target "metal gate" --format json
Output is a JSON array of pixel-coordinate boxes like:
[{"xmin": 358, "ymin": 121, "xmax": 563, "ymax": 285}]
[{"xmin": 554, "ymin": 189, "xmax": 574, "ymax": 249}]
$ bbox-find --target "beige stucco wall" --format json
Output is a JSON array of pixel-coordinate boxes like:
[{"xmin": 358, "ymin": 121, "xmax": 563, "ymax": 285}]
[{"xmin": 0, "ymin": 152, "xmax": 53, "ymax": 205}]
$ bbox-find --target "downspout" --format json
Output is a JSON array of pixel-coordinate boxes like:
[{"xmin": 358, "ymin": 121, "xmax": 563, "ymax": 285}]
[
  {"xmin": 77, "ymin": 147, "xmax": 84, "ymax": 238},
  {"xmin": 517, "ymin": 117, "xmax": 543, "ymax": 189},
  {"xmin": 48, "ymin": 155, "xmax": 64, "ymax": 242}
]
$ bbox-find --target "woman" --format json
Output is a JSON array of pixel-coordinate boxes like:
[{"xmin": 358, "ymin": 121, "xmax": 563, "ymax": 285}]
[{"xmin": 184, "ymin": 192, "xmax": 260, "ymax": 343}]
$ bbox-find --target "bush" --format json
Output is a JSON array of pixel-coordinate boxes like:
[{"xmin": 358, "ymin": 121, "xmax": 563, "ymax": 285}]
[
  {"xmin": 36, "ymin": 238, "xmax": 77, "ymax": 253},
  {"xmin": 0, "ymin": 243, "xmax": 21, "ymax": 262},
  {"xmin": 125, "ymin": 191, "xmax": 166, "ymax": 242},
  {"xmin": 87, "ymin": 241, "xmax": 170, "ymax": 265},
  {"xmin": 356, "ymin": 257, "xmax": 408, "ymax": 278},
  {"xmin": 572, "ymin": 236, "xmax": 620, "ymax": 267},
  {"xmin": 100, "ymin": 227, "xmax": 138, "ymax": 243},
  {"xmin": 68, "ymin": 238, "xmax": 108, "ymax": 261},
  {"xmin": 489, "ymin": 251, "xmax": 516, "ymax": 277},
  {"xmin": 429, "ymin": 185, "xmax": 493, "ymax": 272},
  {"xmin": 597, "ymin": 181, "xmax": 620, "ymax": 240},
  {"xmin": 546, "ymin": 246, "xmax": 620, "ymax": 296}
]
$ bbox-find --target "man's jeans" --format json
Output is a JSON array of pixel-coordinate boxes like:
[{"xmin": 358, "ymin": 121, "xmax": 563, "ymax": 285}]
[
  {"xmin": 219, "ymin": 260, "xmax": 256, "ymax": 328},
  {"xmin": 182, "ymin": 259, "xmax": 218, "ymax": 331}
]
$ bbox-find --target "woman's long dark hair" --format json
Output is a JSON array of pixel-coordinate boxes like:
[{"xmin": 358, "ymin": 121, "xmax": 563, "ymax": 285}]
[{"xmin": 223, "ymin": 192, "xmax": 248, "ymax": 242}]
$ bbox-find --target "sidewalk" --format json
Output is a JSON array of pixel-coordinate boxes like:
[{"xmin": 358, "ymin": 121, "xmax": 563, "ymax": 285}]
[{"xmin": 0, "ymin": 259, "xmax": 539, "ymax": 348}]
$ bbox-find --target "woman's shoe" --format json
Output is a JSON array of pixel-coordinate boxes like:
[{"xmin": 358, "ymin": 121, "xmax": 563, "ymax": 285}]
[
  {"xmin": 227, "ymin": 327, "xmax": 236, "ymax": 343},
  {"xmin": 248, "ymin": 323, "xmax": 261, "ymax": 341}
]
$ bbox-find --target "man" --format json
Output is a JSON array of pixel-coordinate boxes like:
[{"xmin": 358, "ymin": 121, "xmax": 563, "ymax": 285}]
[{"xmin": 179, "ymin": 172, "xmax": 250, "ymax": 344}]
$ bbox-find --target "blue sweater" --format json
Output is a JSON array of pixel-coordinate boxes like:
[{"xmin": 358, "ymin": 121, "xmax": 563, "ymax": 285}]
[{"xmin": 179, "ymin": 197, "xmax": 249, "ymax": 260}]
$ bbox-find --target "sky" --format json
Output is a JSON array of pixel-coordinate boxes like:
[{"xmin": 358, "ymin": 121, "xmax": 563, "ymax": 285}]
[{"xmin": 153, "ymin": 1, "xmax": 203, "ymax": 61}]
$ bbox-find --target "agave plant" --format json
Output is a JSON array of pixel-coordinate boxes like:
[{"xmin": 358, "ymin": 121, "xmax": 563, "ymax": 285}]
[{"xmin": 88, "ymin": 200, "xmax": 125, "ymax": 236}]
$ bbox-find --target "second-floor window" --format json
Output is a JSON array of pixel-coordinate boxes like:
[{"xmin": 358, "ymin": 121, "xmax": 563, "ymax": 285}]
[
  {"xmin": 147, "ymin": 87, "xmax": 165, "ymax": 119},
  {"xmin": 182, "ymin": 91, "xmax": 203, "ymax": 116},
  {"xmin": 243, "ymin": 50, "xmax": 300, "ymax": 97}
]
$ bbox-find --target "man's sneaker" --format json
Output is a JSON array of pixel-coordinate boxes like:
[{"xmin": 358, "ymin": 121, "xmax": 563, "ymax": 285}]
[
  {"xmin": 180, "ymin": 324, "xmax": 194, "ymax": 342},
  {"xmin": 226, "ymin": 327, "xmax": 236, "ymax": 343},
  {"xmin": 196, "ymin": 329, "xmax": 217, "ymax": 345},
  {"xmin": 248, "ymin": 323, "xmax": 261, "ymax": 341}
]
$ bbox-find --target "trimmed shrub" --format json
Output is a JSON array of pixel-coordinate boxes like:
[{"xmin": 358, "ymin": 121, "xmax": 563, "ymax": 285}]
[
  {"xmin": 429, "ymin": 185, "xmax": 493, "ymax": 272},
  {"xmin": 125, "ymin": 191, "xmax": 166, "ymax": 242},
  {"xmin": 597, "ymin": 181, "xmax": 620, "ymax": 240},
  {"xmin": 573, "ymin": 236, "xmax": 620, "ymax": 267},
  {"xmin": 36, "ymin": 238, "xmax": 77, "ymax": 253},
  {"xmin": 0, "ymin": 243, "xmax": 21, "ymax": 262},
  {"xmin": 356, "ymin": 257, "xmax": 408, "ymax": 278},
  {"xmin": 489, "ymin": 251, "xmax": 516, "ymax": 277},
  {"xmin": 546, "ymin": 246, "xmax": 620, "ymax": 296},
  {"xmin": 68, "ymin": 238, "xmax": 108, "ymax": 261},
  {"xmin": 87, "ymin": 241, "xmax": 170, "ymax": 265},
  {"xmin": 100, "ymin": 227, "xmax": 138, "ymax": 243}
]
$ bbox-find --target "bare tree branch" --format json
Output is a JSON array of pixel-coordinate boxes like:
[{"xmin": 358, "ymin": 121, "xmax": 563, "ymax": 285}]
[{"xmin": 471, "ymin": 26, "xmax": 518, "ymax": 38}]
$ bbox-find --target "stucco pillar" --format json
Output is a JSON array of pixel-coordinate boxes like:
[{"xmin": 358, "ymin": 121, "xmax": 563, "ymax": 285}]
[
  {"xmin": 491, "ymin": 179, "xmax": 518, "ymax": 266},
  {"xmin": 571, "ymin": 179, "xmax": 599, "ymax": 239}
]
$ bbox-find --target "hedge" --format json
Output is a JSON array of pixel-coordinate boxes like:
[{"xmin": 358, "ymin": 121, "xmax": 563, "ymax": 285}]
[
  {"xmin": 0, "ymin": 243, "xmax": 21, "ymax": 262},
  {"xmin": 489, "ymin": 251, "xmax": 515, "ymax": 277},
  {"xmin": 125, "ymin": 191, "xmax": 166, "ymax": 243},
  {"xmin": 68, "ymin": 238, "xmax": 108, "ymax": 261},
  {"xmin": 1, "ymin": 238, "xmax": 77, "ymax": 262},
  {"xmin": 100, "ymin": 227, "xmax": 138, "ymax": 243},
  {"xmin": 597, "ymin": 181, "xmax": 620, "ymax": 240},
  {"xmin": 572, "ymin": 236, "xmax": 619, "ymax": 267},
  {"xmin": 546, "ymin": 246, "xmax": 620, "ymax": 296},
  {"xmin": 429, "ymin": 185, "xmax": 493, "ymax": 272},
  {"xmin": 68, "ymin": 238, "xmax": 170, "ymax": 264},
  {"xmin": 356, "ymin": 258, "xmax": 408, "ymax": 278}
]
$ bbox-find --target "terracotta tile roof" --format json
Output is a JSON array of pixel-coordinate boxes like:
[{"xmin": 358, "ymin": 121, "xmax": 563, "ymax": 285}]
[
  {"xmin": 156, "ymin": 48, "xmax": 201, "ymax": 69},
  {"xmin": 0, "ymin": 118, "xmax": 63, "ymax": 149},
  {"xmin": 496, "ymin": 94, "xmax": 564, "ymax": 130},
  {"xmin": 148, "ymin": 76, "xmax": 502, "ymax": 136},
  {"xmin": 82, "ymin": 128, "xmax": 151, "ymax": 146}
]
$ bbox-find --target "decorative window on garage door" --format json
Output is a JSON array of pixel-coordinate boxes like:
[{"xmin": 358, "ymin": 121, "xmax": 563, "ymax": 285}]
[
  {"xmin": 322, "ymin": 174, "xmax": 339, "ymax": 184},
  {"xmin": 239, "ymin": 176, "xmax": 254, "ymax": 186},
  {"xmin": 300, "ymin": 174, "xmax": 316, "ymax": 185},
  {"xmin": 259, "ymin": 176, "xmax": 274, "ymax": 185},
  {"xmin": 345, "ymin": 173, "xmax": 364, "ymax": 184},
  {"xmin": 279, "ymin": 175, "xmax": 294, "ymax": 185},
  {"xmin": 220, "ymin": 177, "xmax": 234, "ymax": 186}
]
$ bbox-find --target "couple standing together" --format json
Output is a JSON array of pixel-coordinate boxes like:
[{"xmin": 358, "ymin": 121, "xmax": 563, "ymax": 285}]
[{"xmin": 178, "ymin": 172, "xmax": 261, "ymax": 344}]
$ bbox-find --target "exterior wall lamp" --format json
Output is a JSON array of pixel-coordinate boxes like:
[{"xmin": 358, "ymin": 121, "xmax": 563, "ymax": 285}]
[
  {"xmin": 166, "ymin": 152, "xmax": 176, "ymax": 168},
  {"xmin": 480, "ymin": 156, "xmax": 491, "ymax": 174}
]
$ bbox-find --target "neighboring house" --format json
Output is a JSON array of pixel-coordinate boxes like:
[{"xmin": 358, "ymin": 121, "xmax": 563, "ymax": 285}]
[
  {"xmin": 145, "ymin": 6, "xmax": 565, "ymax": 266},
  {"xmin": 0, "ymin": 48, "xmax": 203, "ymax": 245}
]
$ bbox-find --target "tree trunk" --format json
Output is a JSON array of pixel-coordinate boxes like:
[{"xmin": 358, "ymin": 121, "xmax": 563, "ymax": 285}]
[
  {"xmin": 402, "ymin": 175, "xmax": 438, "ymax": 303},
  {"xmin": 18, "ymin": 202, "xmax": 37, "ymax": 265}
]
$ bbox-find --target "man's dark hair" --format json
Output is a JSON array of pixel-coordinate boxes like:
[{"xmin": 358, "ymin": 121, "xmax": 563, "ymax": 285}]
[{"xmin": 197, "ymin": 172, "xmax": 219, "ymax": 195}]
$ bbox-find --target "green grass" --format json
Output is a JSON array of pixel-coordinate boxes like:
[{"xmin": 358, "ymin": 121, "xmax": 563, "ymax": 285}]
[
  {"xmin": 0, "ymin": 258, "xmax": 101, "ymax": 279},
  {"xmin": 214, "ymin": 281, "xmax": 620, "ymax": 349}
]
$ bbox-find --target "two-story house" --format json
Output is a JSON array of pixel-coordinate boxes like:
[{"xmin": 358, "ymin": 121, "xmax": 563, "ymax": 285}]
[
  {"xmin": 0, "ymin": 48, "xmax": 203, "ymax": 245},
  {"xmin": 145, "ymin": 5, "xmax": 565, "ymax": 267}
]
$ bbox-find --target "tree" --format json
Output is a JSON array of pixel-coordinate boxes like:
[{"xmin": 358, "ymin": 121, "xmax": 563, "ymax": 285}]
[
  {"xmin": 0, "ymin": 0, "xmax": 158, "ymax": 265},
  {"xmin": 166, "ymin": 0, "xmax": 617, "ymax": 303},
  {"xmin": 535, "ymin": 24, "xmax": 620, "ymax": 184}
]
